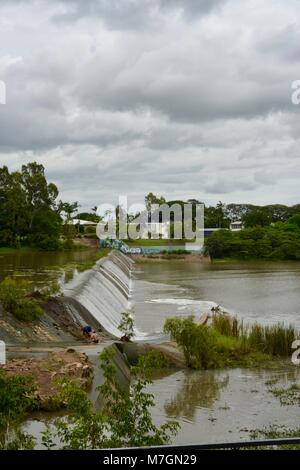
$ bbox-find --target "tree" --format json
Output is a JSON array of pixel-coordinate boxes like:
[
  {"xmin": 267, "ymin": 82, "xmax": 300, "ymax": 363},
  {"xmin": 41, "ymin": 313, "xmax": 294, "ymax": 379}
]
[
  {"xmin": 145, "ymin": 192, "xmax": 166, "ymax": 212},
  {"xmin": 21, "ymin": 162, "xmax": 59, "ymax": 231},
  {"xmin": 243, "ymin": 207, "xmax": 271, "ymax": 228},
  {"xmin": 58, "ymin": 201, "xmax": 79, "ymax": 222},
  {"xmin": 0, "ymin": 162, "xmax": 62, "ymax": 249}
]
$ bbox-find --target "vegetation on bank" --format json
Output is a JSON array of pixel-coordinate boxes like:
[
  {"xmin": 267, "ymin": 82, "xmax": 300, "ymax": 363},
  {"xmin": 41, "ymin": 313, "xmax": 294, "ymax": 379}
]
[
  {"xmin": 0, "ymin": 277, "xmax": 60, "ymax": 322},
  {"xmin": 0, "ymin": 162, "xmax": 99, "ymax": 252},
  {"xmin": 205, "ymin": 215, "xmax": 300, "ymax": 261},
  {"xmin": 0, "ymin": 349, "xmax": 179, "ymax": 450},
  {"xmin": 0, "ymin": 278, "xmax": 44, "ymax": 321},
  {"xmin": 164, "ymin": 315, "xmax": 297, "ymax": 369},
  {"xmin": 0, "ymin": 370, "xmax": 37, "ymax": 449}
]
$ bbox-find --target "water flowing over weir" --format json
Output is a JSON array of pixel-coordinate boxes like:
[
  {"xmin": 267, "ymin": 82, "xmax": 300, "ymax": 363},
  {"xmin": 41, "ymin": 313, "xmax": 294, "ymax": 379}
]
[{"xmin": 63, "ymin": 250, "xmax": 154, "ymax": 340}]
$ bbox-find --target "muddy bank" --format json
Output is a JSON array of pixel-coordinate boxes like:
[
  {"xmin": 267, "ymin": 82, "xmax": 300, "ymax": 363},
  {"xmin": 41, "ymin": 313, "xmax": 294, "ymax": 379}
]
[
  {"xmin": 73, "ymin": 237, "xmax": 99, "ymax": 248},
  {"xmin": 0, "ymin": 296, "xmax": 107, "ymax": 346},
  {"xmin": 1, "ymin": 349, "xmax": 94, "ymax": 410}
]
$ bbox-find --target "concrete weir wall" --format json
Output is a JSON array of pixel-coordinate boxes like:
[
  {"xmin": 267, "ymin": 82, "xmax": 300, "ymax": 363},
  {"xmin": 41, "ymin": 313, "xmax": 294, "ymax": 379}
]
[{"xmin": 63, "ymin": 250, "xmax": 134, "ymax": 338}]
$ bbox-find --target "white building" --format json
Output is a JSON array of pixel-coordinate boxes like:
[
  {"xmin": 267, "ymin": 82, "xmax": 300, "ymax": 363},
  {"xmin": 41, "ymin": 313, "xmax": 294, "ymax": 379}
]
[{"xmin": 230, "ymin": 220, "xmax": 244, "ymax": 231}]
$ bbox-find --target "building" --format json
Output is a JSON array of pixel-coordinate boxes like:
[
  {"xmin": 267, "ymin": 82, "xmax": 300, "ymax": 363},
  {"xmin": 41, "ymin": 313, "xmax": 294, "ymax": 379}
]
[
  {"xmin": 230, "ymin": 220, "xmax": 244, "ymax": 231},
  {"xmin": 70, "ymin": 218, "xmax": 98, "ymax": 233}
]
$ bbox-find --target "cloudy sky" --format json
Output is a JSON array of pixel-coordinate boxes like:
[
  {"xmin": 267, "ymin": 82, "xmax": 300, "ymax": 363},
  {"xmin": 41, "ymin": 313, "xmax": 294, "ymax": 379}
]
[{"xmin": 0, "ymin": 0, "xmax": 299, "ymax": 210}]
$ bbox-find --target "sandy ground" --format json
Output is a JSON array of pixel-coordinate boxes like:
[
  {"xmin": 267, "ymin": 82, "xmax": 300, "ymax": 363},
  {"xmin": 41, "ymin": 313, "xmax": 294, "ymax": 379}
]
[{"xmin": 1, "ymin": 349, "xmax": 94, "ymax": 410}]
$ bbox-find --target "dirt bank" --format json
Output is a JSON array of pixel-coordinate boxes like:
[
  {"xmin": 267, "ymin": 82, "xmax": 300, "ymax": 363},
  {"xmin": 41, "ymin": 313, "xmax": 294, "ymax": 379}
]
[
  {"xmin": 73, "ymin": 237, "xmax": 99, "ymax": 248},
  {"xmin": 1, "ymin": 349, "xmax": 94, "ymax": 410},
  {"xmin": 0, "ymin": 296, "xmax": 108, "ymax": 346},
  {"xmin": 130, "ymin": 253, "xmax": 211, "ymax": 263}
]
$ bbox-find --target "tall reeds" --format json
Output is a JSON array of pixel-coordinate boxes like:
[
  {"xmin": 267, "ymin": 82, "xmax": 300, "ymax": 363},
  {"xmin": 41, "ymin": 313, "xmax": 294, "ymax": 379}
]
[{"xmin": 213, "ymin": 314, "xmax": 297, "ymax": 357}]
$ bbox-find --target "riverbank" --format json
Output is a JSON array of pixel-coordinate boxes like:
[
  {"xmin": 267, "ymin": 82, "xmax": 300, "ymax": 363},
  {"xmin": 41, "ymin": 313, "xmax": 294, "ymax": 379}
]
[
  {"xmin": 1, "ymin": 349, "xmax": 94, "ymax": 410},
  {"xmin": 131, "ymin": 253, "xmax": 211, "ymax": 263}
]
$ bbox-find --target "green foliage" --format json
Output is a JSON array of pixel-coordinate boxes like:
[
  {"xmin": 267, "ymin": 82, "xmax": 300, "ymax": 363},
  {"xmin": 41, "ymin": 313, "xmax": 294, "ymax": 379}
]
[
  {"xmin": 42, "ymin": 349, "xmax": 179, "ymax": 449},
  {"xmin": 0, "ymin": 277, "xmax": 44, "ymax": 322},
  {"xmin": 248, "ymin": 323, "xmax": 296, "ymax": 356},
  {"xmin": 0, "ymin": 162, "xmax": 62, "ymax": 250},
  {"xmin": 137, "ymin": 350, "xmax": 170, "ymax": 371},
  {"xmin": 118, "ymin": 311, "xmax": 134, "ymax": 341},
  {"xmin": 164, "ymin": 316, "xmax": 218, "ymax": 368},
  {"xmin": 205, "ymin": 201, "xmax": 230, "ymax": 228},
  {"xmin": 13, "ymin": 299, "xmax": 44, "ymax": 322},
  {"xmin": 164, "ymin": 315, "xmax": 296, "ymax": 369},
  {"xmin": 76, "ymin": 212, "xmax": 101, "ymax": 223},
  {"xmin": 212, "ymin": 314, "xmax": 239, "ymax": 337},
  {"xmin": 85, "ymin": 225, "xmax": 96, "ymax": 234},
  {"xmin": 0, "ymin": 370, "xmax": 37, "ymax": 450},
  {"xmin": 205, "ymin": 223, "xmax": 300, "ymax": 260}
]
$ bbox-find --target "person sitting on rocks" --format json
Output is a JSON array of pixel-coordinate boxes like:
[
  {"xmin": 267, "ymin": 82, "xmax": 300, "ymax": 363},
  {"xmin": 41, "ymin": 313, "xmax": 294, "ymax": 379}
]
[
  {"xmin": 80, "ymin": 325, "xmax": 92, "ymax": 338},
  {"xmin": 90, "ymin": 331, "xmax": 99, "ymax": 344}
]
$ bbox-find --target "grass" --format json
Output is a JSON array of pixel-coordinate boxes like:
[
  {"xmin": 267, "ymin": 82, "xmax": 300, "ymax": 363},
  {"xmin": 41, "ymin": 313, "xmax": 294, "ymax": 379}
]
[
  {"xmin": 164, "ymin": 315, "xmax": 298, "ymax": 370},
  {"xmin": 212, "ymin": 314, "xmax": 296, "ymax": 358}
]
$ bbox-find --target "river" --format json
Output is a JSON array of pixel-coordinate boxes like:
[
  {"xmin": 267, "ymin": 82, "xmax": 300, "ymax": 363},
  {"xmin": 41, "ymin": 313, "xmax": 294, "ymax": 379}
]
[
  {"xmin": 133, "ymin": 260, "xmax": 300, "ymax": 444},
  {"xmin": 0, "ymin": 248, "xmax": 100, "ymax": 286},
  {"xmin": 2, "ymin": 252, "xmax": 300, "ymax": 445},
  {"xmin": 133, "ymin": 260, "xmax": 300, "ymax": 331}
]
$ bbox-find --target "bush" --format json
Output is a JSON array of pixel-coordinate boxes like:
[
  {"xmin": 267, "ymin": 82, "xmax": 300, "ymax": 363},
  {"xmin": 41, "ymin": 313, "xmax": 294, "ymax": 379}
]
[
  {"xmin": 164, "ymin": 316, "xmax": 218, "ymax": 368},
  {"xmin": 13, "ymin": 299, "xmax": 44, "ymax": 322},
  {"xmin": 0, "ymin": 370, "xmax": 37, "ymax": 449},
  {"xmin": 137, "ymin": 350, "xmax": 170, "ymax": 371},
  {"xmin": 205, "ymin": 223, "xmax": 300, "ymax": 260},
  {"xmin": 85, "ymin": 226, "xmax": 96, "ymax": 234},
  {"xmin": 0, "ymin": 277, "xmax": 44, "ymax": 322},
  {"xmin": 164, "ymin": 315, "xmax": 297, "ymax": 369},
  {"xmin": 0, "ymin": 278, "xmax": 30, "ymax": 312}
]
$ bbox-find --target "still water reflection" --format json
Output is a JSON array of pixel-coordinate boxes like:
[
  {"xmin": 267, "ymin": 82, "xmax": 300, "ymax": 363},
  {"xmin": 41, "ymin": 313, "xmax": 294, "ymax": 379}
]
[{"xmin": 0, "ymin": 248, "xmax": 99, "ymax": 287}]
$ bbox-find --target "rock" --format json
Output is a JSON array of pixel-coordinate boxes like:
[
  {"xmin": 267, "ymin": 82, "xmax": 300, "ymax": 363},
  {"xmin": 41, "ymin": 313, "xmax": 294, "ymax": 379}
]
[{"xmin": 82, "ymin": 365, "xmax": 93, "ymax": 378}]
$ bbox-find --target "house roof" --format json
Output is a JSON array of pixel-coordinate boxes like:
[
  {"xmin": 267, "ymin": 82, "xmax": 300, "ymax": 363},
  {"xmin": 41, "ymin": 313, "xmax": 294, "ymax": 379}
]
[{"xmin": 71, "ymin": 218, "xmax": 98, "ymax": 225}]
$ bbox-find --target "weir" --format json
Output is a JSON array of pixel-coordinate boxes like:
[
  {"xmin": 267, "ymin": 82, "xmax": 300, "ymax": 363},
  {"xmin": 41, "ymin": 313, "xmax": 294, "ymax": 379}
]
[{"xmin": 63, "ymin": 251, "xmax": 136, "ymax": 338}]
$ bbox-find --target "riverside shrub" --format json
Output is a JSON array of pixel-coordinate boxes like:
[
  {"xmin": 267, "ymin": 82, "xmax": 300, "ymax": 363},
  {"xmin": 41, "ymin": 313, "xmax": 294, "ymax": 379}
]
[{"xmin": 0, "ymin": 278, "xmax": 43, "ymax": 322}]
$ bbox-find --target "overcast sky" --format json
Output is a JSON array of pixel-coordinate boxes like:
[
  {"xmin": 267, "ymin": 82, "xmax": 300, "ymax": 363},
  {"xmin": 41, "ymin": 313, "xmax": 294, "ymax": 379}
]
[{"xmin": 0, "ymin": 0, "xmax": 299, "ymax": 210}]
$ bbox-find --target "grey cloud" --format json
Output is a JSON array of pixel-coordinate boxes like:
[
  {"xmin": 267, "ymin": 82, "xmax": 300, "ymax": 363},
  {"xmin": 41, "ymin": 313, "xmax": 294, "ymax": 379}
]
[
  {"xmin": 51, "ymin": 0, "xmax": 227, "ymax": 28},
  {"xmin": 0, "ymin": 0, "xmax": 300, "ymax": 208},
  {"xmin": 257, "ymin": 24, "xmax": 300, "ymax": 63}
]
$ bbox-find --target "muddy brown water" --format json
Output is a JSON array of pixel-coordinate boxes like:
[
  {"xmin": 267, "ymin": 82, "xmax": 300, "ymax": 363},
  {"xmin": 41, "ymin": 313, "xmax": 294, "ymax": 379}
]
[
  {"xmin": 132, "ymin": 260, "xmax": 300, "ymax": 444},
  {"xmin": 0, "ymin": 248, "xmax": 100, "ymax": 286}
]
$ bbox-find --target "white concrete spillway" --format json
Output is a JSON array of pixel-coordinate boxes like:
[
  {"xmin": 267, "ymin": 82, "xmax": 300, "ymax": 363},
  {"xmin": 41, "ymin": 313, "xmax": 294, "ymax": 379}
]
[{"xmin": 63, "ymin": 251, "xmax": 142, "ymax": 339}]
